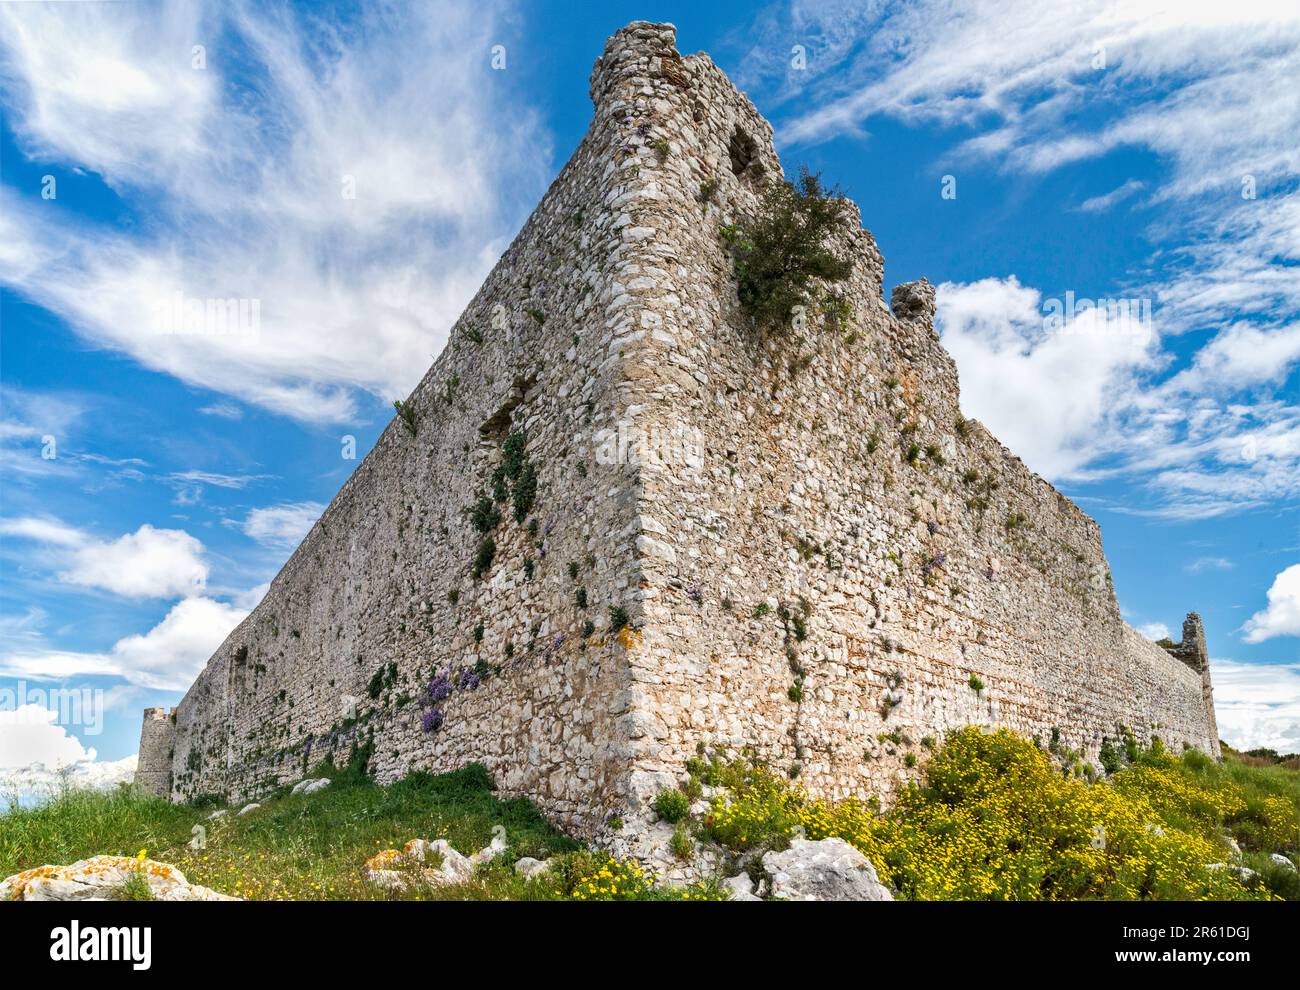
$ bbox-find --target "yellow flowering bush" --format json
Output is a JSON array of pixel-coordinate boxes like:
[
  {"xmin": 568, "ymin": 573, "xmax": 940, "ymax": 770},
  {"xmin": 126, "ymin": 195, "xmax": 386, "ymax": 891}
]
[
  {"xmin": 564, "ymin": 855, "xmax": 726, "ymax": 901},
  {"xmin": 700, "ymin": 728, "xmax": 1285, "ymax": 901}
]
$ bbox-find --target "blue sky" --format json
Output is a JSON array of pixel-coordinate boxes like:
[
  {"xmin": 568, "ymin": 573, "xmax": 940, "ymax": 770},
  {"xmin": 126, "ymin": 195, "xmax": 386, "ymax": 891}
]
[{"xmin": 1, "ymin": 1, "xmax": 1297, "ymax": 793}]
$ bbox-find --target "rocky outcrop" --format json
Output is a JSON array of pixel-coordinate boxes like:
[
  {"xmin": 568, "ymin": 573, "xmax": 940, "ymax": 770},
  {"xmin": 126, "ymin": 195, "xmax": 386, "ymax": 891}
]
[
  {"xmin": 761, "ymin": 839, "xmax": 893, "ymax": 901},
  {"xmin": 1, "ymin": 856, "xmax": 237, "ymax": 901},
  {"xmin": 363, "ymin": 836, "xmax": 503, "ymax": 892}
]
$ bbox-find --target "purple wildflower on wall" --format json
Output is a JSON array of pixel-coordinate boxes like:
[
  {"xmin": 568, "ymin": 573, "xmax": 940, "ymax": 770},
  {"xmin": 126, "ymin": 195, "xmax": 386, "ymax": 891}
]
[
  {"xmin": 421, "ymin": 708, "xmax": 444, "ymax": 734},
  {"xmin": 458, "ymin": 669, "xmax": 481, "ymax": 691},
  {"xmin": 427, "ymin": 671, "xmax": 451, "ymax": 704},
  {"xmin": 543, "ymin": 632, "xmax": 567, "ymax": 663},
  {"xmin": 922, "ymin": 552, "xmax": 947, "ymax": 577}
]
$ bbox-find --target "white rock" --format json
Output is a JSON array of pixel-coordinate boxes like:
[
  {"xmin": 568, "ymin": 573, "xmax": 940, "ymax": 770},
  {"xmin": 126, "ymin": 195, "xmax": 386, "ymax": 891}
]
[
  {"xmin": 1207, "ymin": 862, "xmax": 1257, "ymax": 880},
  {"xmin": 721, "ymin": 872, "xmax": 761, "ymax": 901},
  {"xmin": 402, "ymin": 839, "xmax": 433, "ymax": 863},
  {"xmin": 514, "ymin": 857, "xmax": 553, "ymax": 879},
  {"xmin": 291, "ymin": 778, "xmax": 330, "ymax": 796},
  {"xmin": 368, "ymin": 869, "xmax": 407, "ymax": 892},
  {"xmin": 207, "ymin": 809, "xmax": 227, "ymax": 820},
  {"xmin": 237, "ymin": 803, "xmax": 260, "ymax": 816},
  {"xmin": 1269, "ymin": 853, "xmax": 1296, "ymax": 871},
  {"xmin": 471, "ymin": 832, "xmax": 509, "ymax": 866},
  {"xmin": 429, "ymin": 840, "xmax": 475, "ymax": 884},
  {"xmin": 761, "ymin": 838, "xmax": 893, "ymax": 901},
  {"xmin": 1, "ymin": 856, "xmax": 237, "ymax": 901}
]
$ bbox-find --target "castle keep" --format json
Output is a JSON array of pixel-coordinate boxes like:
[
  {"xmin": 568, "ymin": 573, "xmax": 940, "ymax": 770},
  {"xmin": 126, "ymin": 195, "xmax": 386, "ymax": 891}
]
[{"xmin": 136, "ymin": 23, "xmax": 1219, "ymax": 835}]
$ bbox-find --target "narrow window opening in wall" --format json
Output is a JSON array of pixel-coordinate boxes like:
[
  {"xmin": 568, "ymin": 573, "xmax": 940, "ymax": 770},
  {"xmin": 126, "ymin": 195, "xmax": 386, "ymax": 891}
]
[
  {"xmin": 479, "ymin": 374, "xmax": 536, "ymax": 441},
  {"xmin": 729, "ymin": 127, "xmax": 762, "ymax": 181}
]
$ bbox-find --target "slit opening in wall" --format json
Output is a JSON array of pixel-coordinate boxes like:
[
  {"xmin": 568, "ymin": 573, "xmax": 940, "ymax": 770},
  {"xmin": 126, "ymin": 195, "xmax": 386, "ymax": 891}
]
[
  {"xmin": 479, "ymin": 374, "xmax": 536, "ymax": 442},
  {"xmin": 728, "ymin": 127, "xmax": 763, "ymax": 183}
]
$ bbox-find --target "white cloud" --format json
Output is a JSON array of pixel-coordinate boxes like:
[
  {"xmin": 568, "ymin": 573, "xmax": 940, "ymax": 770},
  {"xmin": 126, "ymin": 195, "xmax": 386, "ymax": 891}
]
[
  {"xmin": 1185, "ymin": 556, "xmax": 1233, "ymax": 574},
  {"xmin": 1137, "ymin": 622, "xmax": 1170, "ymax": 641},
  {"xmin": 0, "ymin": 516, "xmax": 85, "ymax": 547},
  {"xmin": 0, "ymin": 706, "xmax": 138, "ymax": 806},
  {"xmin": 197, "ymin": 401, "xmax": 243, "ymax": 421},
  {"xmin": 934, "ymin": 277, "xmax": 1300, "ymax": 511},
  {"xmin": 1242, "ymin": 564, "xmax": 1300, "ymax": 643},
  {"xmin": 937, "ymin": 276, "xmax": 1158, "ymax": 479},
  {"xmin": 776, "ymin": 1, "xmax": 1300, "ymax": 205},
  {"xmin": 0, "ymin": 703, "xmax": 96, "ymax": 768},
  {"xmin": 0, "ymin": 386, "xmax": 84, "ymax": 482},
  {"xmin": 2, "ymin": 516, "xmax": 210, "ymax": 599},
  {"xmin": 0, "ymin": 1, "xmax": 549, "ymax": 423},
  {"xmin": 0, "ymin": 2, "xmax": 215, "ymax": 180},
  {"xmin": 0, "ymin": 753, "xmax": 138, "ymax": 808},
  {"xmin": 1165, "ymin": 322, "xmax": 1300, "ymax": 395},
  {"xmin": 242, "ymin": 502, "xmax": 324, "ymax": 550},
  {"xmin": 0, "ymin": 595, "xmax": 248, "ymax": 690},
  {"xmin": 1079, "ymin": 179, "xmax": 1145, "ymax": 214},
  {"xmin": 1211, "ymin": 659, "xmax": 1300, "ymax": 753},
  {"xmin": 61, "ymin": 524, "xmax": 208, "ymax": 599}
]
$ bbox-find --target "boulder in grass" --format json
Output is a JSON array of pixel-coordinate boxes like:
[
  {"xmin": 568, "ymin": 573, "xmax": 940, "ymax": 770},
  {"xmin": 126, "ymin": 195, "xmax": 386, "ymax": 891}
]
[
  {"xmin": 514, "ymin": 857, "xmax": 552, "ymax": 879},
  {"xmin": 291, "ymin": 778, "xmax": 330, "ymax": 796},
  {"xmin": 761, "ymin": 838, "xmax": 893, "ymax": 901},
  {"xmin": 1, "ymin": 856, "xmax": 237, "ymax": 901}
]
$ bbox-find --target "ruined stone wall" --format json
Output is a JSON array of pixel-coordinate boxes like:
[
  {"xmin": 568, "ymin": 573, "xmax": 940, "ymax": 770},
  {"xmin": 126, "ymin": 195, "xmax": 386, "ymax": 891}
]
[
  {"xmin": 164, "ymin": 24, "xmax": 705, "ymax": 835},
  {"xmin": 606, "ymin": 25, "xmax": 1219, "ymax": 812},
  {"xmin": 135, "ymin": 707, "xmax": 175, "ymax": 798},
  {"xmin": 150, "ymin": 22, "xmax": 1218, "ymax": 833}
]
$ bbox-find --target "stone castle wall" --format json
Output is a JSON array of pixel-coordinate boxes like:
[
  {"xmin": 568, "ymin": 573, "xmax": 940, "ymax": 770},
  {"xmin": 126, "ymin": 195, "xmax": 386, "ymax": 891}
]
[{"xmin": 145, "ymin": 22, "xmax": 1218, "ymax": 833}]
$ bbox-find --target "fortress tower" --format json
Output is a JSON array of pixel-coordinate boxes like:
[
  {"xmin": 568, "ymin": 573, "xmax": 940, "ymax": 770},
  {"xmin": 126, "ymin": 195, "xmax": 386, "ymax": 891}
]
[{"xmin": 136, "ymin": 23, "xmax": 1219, "ymax": 833}]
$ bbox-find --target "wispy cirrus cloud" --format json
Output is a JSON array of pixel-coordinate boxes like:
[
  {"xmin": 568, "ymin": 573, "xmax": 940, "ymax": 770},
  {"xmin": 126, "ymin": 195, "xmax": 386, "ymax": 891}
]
[
  {"xmin": 0, "ymin": 0, "xmax": 550, "ymax": 423},
  {"xmin": 1078, "ymin": 179, "xmax": 1145, "ymax": 214}
]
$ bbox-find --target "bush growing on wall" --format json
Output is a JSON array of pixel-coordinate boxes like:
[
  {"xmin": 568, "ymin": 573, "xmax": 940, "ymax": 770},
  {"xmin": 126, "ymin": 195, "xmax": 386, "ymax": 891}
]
[{"xmin": 720, "ymin": 167, "xmax": 852, "ymax": 333}]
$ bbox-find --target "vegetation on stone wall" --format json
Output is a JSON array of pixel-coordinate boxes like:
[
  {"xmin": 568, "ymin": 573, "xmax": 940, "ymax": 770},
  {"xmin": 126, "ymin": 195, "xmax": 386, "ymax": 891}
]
[
  {"xmin": 719, "ymin": 167, "xmax": 851, "ymax": 333},
  {"xmin": 392, "ymin": 399, "xmax": 418, "ymax": 436}
]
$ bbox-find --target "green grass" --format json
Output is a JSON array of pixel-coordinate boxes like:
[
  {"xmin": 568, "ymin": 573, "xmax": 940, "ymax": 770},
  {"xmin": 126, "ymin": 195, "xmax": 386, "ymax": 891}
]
[
  {"xmin": 1, "ymin": 763, "xmax": 579, "ymax": 900},
  {"xmin": 6, "ymin": 743, "xmax": 1294, "ymax": 902}
]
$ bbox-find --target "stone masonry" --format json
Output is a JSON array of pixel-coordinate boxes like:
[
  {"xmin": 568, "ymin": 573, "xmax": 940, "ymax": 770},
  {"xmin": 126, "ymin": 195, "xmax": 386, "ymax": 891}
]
[
  {"xmin": 136, "ymin": 707, "xmax": 176, "ymax": 798},
  {"xmin": 136, "ymin": 22, "xmax": 1220, "ymax": 836}
]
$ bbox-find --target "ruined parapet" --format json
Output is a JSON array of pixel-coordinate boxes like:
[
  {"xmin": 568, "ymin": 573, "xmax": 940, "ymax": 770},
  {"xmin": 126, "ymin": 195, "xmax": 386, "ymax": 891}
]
[
  {"xmin": 134, "ymin": 707, "xmax": 176, "ymax": 797},
  {"xmin": 891, "ymin": 278, "xmax": 937, "ymax": 331},
  {"xmin": 1160, "ymin": 613, "xmax": 1221, "ymax": 757}
]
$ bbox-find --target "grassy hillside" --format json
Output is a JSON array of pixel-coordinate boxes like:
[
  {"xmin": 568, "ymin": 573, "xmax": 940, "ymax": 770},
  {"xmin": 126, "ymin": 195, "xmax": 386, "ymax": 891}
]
[
  {"xmin": 3, "ymin": 730, "xmax": 1297, "ymax": 901},
  {"xmin": 0, "ymin": 759, "xmax": 724, "ymax": 901}
]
